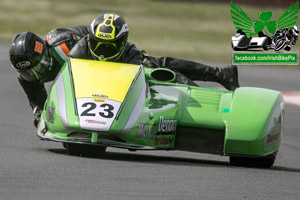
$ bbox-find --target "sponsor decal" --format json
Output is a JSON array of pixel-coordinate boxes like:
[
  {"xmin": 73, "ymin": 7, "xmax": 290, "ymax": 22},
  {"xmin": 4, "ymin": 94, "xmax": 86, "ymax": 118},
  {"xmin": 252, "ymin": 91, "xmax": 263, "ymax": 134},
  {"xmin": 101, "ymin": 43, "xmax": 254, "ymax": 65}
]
[
  {"xmin": 154, "ymin": 136, "xmax": 174, "ymax": 145},
  {"xmin": 93, "ymin": 98, "xmax": 106, "ymax": 102},
  {"xmin": 77, "ymin": 98, "xmax": 120, "ymax": 131},
  {"xmin": 266, "ymin": 116, "xmax": 282, "ymax": 145},
  {"xmin": 43, "ymin": 32, "xmax": 56, "ymax": 41},
  {"xmin": 85, "ymin": 119, "xmax": 107, "ymax": 125},
  {"xmin": 98, "ymin": 34, "xmax": 112, "ymax": 39},
  {"xmin": 157, "ymin": 116, "xmax": 177, "ymax": 135},
  {"xmin": 153, "ymin": 116, "xmax": 177, "ymax": 145},
  {"xmin": 16, "ymin": 61, "xmax": 30, "ymax": 69},
  {"xmin": 43, "ymin": 35, "xmax": 50, "ymax": 41},
  {"xmin": 266, "ymin": 132, "xmax": 280, "ymax": 144},
  {"xmin": 264, "ymin": 102, "xmax": 284, "ymax": 146},
  {"xmin": 92, "ymin": 94, "xmax": 108, "ymax": 98},
  {"xmin": 72, "ymin": 34, "xmax": 81, "ymax": 41},
  {"xmin": 46, "ymin": 106, "xmax": 55, "ymax": 123},
  {"xmin": 136, "ymin": 124, "xmax": 156, "ymax": 140},
  {"xmin": 34, "ymin": 41, "xmax": 43, "ymax": 54}
]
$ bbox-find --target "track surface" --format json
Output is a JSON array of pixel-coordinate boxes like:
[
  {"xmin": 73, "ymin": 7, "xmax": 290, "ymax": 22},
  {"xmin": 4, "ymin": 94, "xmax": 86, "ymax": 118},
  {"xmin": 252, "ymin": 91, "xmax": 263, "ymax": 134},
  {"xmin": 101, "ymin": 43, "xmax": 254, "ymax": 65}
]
[{"xmin": 1, "ymin": 45, "xmax": 300, "ymax": 200}]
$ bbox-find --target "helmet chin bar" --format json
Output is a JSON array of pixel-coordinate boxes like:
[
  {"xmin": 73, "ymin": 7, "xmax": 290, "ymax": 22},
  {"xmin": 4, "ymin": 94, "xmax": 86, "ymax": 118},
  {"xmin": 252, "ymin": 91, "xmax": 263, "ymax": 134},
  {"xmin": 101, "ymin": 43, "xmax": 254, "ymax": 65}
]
[
  {"xmin": 89, "ymin": 41, "xmax": 126, "ymax": 62},
  {"xmin": 90, "ymin": 47, "xmax": 120, "ymax": 61}
]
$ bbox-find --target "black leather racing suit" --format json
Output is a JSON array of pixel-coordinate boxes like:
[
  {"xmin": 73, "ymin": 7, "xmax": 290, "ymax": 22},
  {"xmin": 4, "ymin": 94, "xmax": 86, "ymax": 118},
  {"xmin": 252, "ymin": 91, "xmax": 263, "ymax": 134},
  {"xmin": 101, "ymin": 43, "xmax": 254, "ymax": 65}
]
[
  {"xmin": 69, "ymin": 35, "xmax": 238, "ymax": 87},
  {"xmin": 69, "ymin": 35, "xmax": 144, "ymax": 65},
  {"xmin": 17, "ymin": 25, "xmax": 89, "ymax": 126}
]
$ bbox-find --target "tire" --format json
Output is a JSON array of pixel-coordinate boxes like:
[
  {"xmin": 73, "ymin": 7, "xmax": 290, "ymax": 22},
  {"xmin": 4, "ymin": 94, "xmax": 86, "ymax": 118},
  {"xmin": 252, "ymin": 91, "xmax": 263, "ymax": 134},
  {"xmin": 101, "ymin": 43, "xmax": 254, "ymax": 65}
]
[
  {"xmin": 62, "ymin": 142, "xmax": 67, "ymax": 149},
  {"xmin": 274, "ymin": 40, "xmax": 286, "ymax": 51},
  {"xmin": 263, "ymin": 46, "xmax": 269, "ymax": 51},
  {"xmin": 262, "ymin": 41, "xmax": 269, "ymax": 50},
  {"xmin": 229, "ymin": 153, "xmax": 276, "ymax": 168},
  {"xmin": 262, "ymin": 37, "xmax": 271, "ymax": 51},
  {"xmin": 66, "ymin": 143, "xmax": 106, "ymax": 157},
  {"xmin": 284, "ymin": 45, "xmax": 291, "ymax": 51}
]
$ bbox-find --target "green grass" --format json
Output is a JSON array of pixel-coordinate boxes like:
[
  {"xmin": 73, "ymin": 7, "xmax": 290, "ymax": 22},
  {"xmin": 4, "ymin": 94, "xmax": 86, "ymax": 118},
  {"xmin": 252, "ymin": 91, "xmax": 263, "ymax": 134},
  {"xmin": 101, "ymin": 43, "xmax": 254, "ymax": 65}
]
[{"xmin": 0, "ymin": 0, "xmax": 299, "ymax": 63}]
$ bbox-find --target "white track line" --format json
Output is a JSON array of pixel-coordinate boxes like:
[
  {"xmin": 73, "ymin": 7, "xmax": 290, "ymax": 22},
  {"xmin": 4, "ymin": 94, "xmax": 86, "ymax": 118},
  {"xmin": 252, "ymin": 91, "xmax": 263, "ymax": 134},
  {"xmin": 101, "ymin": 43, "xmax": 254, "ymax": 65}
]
[{"xmin": 281, "ymin": 91, "xmax": 300, "ymax": 107}]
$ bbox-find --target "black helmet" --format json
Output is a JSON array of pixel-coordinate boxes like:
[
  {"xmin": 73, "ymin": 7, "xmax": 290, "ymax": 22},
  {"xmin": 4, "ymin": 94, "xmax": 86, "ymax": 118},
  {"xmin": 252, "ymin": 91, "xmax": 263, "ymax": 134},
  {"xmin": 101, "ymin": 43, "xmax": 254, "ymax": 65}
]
[
  {"xmin": 88, "ymin": 13, "xmax": 129, "ymax": 61},
  {"xmin": 9, "ymin": 32, "xmax": 50, "ymax": 82}
]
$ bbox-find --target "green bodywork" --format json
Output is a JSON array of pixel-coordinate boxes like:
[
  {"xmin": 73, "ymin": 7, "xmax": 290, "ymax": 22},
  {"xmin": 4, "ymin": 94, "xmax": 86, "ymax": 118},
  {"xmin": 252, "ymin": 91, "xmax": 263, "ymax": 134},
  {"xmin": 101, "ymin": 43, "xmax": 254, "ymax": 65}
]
[{"xmin": 37, "ymin": 58, "xmax": 284, "ymax": 158}]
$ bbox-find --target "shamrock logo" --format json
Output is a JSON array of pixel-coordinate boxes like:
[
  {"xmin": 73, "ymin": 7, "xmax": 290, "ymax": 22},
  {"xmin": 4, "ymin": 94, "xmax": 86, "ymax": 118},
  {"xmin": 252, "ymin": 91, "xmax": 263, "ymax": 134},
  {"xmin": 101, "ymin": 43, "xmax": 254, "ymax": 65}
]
[
  {"xmin": 231, "ymin": 1, "xmax": 299, "ymax": 36},
  {"xmin": 252, "ymin": 11, "xmax": 278, "ymax": 35}
]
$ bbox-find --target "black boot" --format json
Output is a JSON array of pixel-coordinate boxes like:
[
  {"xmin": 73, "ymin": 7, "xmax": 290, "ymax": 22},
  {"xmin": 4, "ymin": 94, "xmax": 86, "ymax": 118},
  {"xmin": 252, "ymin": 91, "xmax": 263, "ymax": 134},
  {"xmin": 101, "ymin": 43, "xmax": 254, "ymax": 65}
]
[
  {"xmin": 143, "ymin": 56, "xmax": 240, "ymax": 90},
  {"xmin": 213, "ymin": 65, "xmax": 240, "ymax": 90},
  {"xmin": 163, "ymin": 58, "xmax": 240, "ymax": 90}
]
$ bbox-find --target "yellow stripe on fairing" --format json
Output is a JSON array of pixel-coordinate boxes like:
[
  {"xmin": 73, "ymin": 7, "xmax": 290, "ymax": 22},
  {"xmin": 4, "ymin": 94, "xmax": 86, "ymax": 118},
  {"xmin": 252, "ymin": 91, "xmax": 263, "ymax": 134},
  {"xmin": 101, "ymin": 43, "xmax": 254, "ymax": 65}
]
[{"xmin": 70, "ymin": 59, "xmax": 140, "ymax": 102}]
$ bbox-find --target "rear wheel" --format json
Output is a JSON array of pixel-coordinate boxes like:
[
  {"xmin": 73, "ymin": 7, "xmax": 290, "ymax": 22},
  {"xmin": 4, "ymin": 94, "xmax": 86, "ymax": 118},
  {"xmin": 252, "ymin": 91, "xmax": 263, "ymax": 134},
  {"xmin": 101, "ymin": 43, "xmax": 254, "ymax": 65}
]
[
  {"xmin": 62, "ymin": 142, "xmax": 67, "ymax": 149},
  {"xmin": 229, "ymin": 152, "xmax": 277, "ymax": 168},
  {"xmin": 264, "ymin": 36, "xmax": 273, "ymax": 50},
  {"xmin": 66, "ymin": 143, "xmax": 106, "ymax": 158},
  {"xmin": 262, "ymin": 40, "xmax": 270, "ymax": 50}
]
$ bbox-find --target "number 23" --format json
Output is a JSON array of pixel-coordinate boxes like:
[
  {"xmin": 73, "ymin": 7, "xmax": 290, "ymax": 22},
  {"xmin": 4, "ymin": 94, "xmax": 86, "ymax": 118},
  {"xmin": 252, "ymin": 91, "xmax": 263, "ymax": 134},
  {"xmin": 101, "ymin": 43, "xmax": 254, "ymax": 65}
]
[{"xmin": 80, "ymin": 102, "xmax": 114, "ymax": 118}]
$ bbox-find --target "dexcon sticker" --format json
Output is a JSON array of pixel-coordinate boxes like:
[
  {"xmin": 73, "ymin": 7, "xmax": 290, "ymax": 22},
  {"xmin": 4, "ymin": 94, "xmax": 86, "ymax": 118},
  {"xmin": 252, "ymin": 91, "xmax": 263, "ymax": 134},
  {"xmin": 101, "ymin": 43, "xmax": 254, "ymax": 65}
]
[
  {"xmin": 77, "ymin": 98, "xmax": 121, "ymax": 131},
  {"xmin": 154, "ymin": 116, "xmax": 177, "ymax": 145},
  {"xmin": 157, "ymin": 116, "xmax": 177, "ymax": 135}
]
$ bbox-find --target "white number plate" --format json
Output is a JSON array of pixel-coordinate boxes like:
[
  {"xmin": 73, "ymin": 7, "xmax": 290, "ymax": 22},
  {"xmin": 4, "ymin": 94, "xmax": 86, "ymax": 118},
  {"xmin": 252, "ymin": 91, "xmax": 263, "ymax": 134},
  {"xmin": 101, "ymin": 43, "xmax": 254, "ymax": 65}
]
[{"xmin": 77, "ymin": 98, "xmax": 121, "ymax": 131}]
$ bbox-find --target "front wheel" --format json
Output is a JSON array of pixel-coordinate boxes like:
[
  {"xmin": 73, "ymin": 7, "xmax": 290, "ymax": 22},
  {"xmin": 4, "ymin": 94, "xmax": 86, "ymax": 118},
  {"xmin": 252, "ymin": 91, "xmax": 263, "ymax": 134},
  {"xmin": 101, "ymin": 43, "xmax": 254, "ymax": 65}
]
[
  {"xmin": 65, "ymin": 143, "xmax": 106, "ymax": 157},
  {"xmin": 274, "ymin": 40, "xmax": 286, "ymax": 51}
]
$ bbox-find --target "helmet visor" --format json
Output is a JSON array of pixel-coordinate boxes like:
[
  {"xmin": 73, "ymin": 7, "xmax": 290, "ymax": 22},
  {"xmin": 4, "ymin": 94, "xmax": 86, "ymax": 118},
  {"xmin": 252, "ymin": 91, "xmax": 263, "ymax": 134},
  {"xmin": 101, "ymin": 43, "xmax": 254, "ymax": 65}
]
[
  {"xmin": 89, "ymin": 35, "xmax": 126, "ymax": 60},
  {"xmin": 18, "ymin": 55, "xmax": 52, "ymax": 82}
]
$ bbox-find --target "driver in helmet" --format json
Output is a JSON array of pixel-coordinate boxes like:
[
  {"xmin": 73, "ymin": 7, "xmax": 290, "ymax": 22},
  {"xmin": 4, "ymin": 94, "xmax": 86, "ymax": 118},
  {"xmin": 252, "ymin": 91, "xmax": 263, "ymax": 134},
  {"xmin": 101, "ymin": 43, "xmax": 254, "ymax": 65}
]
[
  {"xmin": 69, "ymin": 13, "xmax": 240, "ymax": 89},
  {"xmin": 10, "ymin": 13, "xmax": 239, "ymax": 128},
  {"xmin": 9, "ymin": 25, "xmax": 89, "ymax": 127}
]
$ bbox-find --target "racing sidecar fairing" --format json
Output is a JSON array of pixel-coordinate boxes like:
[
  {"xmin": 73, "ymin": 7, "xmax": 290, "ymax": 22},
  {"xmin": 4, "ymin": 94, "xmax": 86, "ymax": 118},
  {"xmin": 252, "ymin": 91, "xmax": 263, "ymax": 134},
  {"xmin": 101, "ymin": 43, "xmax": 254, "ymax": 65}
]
[{"xmin": 37, "ymin": 58, "xmax": 284, "ymax": 168}]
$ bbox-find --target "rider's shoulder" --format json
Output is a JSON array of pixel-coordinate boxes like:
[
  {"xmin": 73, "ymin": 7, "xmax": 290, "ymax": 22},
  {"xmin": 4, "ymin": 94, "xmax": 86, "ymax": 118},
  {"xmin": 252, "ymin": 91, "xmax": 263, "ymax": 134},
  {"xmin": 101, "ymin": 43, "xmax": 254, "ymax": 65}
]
[
  {"xmin": 43, "ymin": 25, "xmax": 89, "ymax": 47},
  {"xmin": 68, "ymin": 35, "xmax": 90, "ymax": 59},
  {"xmin": 121, "ymin": 41, "xmax": 144, "ymax": 65}
]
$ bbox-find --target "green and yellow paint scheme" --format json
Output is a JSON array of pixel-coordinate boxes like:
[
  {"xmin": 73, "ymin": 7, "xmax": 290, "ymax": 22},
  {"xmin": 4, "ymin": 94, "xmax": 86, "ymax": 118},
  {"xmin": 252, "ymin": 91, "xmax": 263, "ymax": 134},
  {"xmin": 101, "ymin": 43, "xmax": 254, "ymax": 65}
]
[{"xmin": 37, "ymin": 58, "xmax": 284, "ymax": 168}]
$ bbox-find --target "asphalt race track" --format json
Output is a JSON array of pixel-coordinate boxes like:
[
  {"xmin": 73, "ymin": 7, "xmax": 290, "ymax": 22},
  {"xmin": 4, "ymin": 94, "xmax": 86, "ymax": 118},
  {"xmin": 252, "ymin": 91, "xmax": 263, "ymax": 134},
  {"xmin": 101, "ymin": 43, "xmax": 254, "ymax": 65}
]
[{"xmin": 0, "ymin": 45, "xmax": 300, "ymax": 200}]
